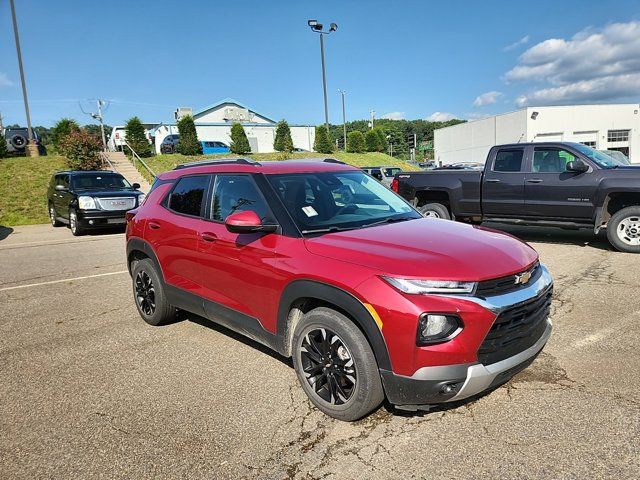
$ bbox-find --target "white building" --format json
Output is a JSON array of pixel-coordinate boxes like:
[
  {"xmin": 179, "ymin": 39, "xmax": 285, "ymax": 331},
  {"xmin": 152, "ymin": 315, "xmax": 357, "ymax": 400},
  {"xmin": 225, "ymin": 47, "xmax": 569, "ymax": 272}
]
[
  {"xmin": 151, "ymin": 98, "xmax": 315, "ymax": 154},
  {"xmin": 434, "ymin": 104, "xmax": 640, "ymax": 165},
  {"xmin": 107, "ymin": 123, "xmax": 161, "ymax": 151}
]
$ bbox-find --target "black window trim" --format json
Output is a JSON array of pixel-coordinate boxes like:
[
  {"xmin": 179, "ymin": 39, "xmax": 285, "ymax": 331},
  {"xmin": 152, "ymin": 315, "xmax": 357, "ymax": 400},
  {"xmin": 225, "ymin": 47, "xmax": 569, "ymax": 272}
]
[
  {"xmin": 491, "ymin": 147, "xmax": 525, "ymax": 173},
  {"xmin": 162, "ymin": 173, "xmax": 213, "ymax": 219}
]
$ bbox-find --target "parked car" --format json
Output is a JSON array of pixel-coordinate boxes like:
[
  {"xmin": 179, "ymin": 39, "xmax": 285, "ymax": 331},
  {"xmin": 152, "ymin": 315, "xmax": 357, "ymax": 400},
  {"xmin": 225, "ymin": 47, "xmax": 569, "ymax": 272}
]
[
  {"xmin": 160, "ymin": 135, "xmax": 179, "ymax": 154},
  {"xmin": 434, "ymin": 162, "xmax": 484, "ymax": 170},
  {"xmin": 417, "ymin": 160, "xmax": 437, "ymax": 170},
  {"xmin": 125, "ymin": 158, "xmax": 553, "ymax": 420},
  {"xmin": 3, "ymin": 127, "xmax": 43, "ymax": 154},
  {"xmin": 393, "ymin": 141, "xmax": 640, "ymax": 253},
  {"xmin": 598, "ymin": 149, "xmax": 630, "ymax": 165},
  {"xmin": 361, "ymin": 166, "xmax": 403, "ymax": 187},
  {"xmin": 47, "ymin": 170, "xmax": 145, "ymax": 236},
  {"xmin": 201, "ymin": 141, "xmax": 230, "ymax": 154}
]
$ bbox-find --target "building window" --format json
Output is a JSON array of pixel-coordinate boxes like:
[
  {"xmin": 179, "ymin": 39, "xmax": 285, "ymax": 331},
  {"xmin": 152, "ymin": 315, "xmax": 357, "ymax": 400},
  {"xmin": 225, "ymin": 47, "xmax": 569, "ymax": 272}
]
[
  {"xmin": 580, "ymin": 141, "xmax": 596, "ymax": 147},
  {"xmin": 607, "ymin": 130, "xmax": 630, "ymax": 142}
]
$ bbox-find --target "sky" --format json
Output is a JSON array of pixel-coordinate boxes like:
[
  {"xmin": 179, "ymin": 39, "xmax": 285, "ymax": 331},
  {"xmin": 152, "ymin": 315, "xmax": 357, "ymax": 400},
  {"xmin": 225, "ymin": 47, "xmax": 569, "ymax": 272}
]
[{"xmin": 1, "ymin": 0, "xmax": 640, "ymax": 127}]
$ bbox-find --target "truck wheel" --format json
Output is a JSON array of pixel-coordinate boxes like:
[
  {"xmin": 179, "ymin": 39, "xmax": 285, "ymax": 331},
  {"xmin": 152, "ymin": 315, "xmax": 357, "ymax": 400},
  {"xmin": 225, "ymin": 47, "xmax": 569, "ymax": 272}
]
[
  {"xmin": 292, "ymin": 307, "xmax": 384, "ymax": 421},
  {"xmin": 418, "ymin": 202, "xmax": 450, "ymax": 220},
  {"xmin": 607, "ymin": 206, "xmax": 640, "ymax": 253},
  {"xmin": 69, "ymin": 210, "xmax": 85, "ymax": 236},
  {"xmin": 49, "ymin": 204, "xmax": 63, "ymax": 227},
  {"xmin": 131, "ymin": 258, "xmax": 177, "ymax": 326}
]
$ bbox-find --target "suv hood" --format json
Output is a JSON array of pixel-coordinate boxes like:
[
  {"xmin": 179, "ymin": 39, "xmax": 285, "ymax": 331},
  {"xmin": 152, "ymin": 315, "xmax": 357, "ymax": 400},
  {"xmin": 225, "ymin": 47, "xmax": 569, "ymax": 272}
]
[{"xmin": 304, "ymin": 218, "xmax": 538, "ymax": 281}]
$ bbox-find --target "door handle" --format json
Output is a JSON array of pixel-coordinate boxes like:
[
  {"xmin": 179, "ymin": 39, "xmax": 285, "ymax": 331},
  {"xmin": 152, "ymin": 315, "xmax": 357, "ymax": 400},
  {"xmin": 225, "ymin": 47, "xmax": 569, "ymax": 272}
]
[
  {"xmin": 526, "ymin": 179, "xmax": 543, "ymax": 183},
  {"xmin": 148, "ymin": 221, "xmax": 161, "ymax": 230},
  {"xmin": 485, "ymin": 178, "xmax": 501, "ymax": 183},
  {"xmin": 200, "ymin": 232, "xmax": 217, "ymax": 242}
]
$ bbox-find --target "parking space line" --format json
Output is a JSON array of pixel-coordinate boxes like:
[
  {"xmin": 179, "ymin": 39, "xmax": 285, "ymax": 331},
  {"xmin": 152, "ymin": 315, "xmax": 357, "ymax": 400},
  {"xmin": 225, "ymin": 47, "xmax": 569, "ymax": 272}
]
[
  {"xmin": 0, "ymin": 270, "xmax": 129, "ymax": 292},
  {"xmin": 0, "ymin": 236, "xmax": 123, "ymax": 251}
]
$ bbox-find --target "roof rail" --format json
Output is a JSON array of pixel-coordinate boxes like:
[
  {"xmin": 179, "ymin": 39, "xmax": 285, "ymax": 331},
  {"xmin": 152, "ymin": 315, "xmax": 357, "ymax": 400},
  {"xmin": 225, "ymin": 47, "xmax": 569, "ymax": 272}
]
[
  {"xmin": 173, "ymin": 158, "xmax": 261, "ymax": 170},
  {"xmin": 322, "ymin": 158, "xmax": 346, "ymax": 164}
]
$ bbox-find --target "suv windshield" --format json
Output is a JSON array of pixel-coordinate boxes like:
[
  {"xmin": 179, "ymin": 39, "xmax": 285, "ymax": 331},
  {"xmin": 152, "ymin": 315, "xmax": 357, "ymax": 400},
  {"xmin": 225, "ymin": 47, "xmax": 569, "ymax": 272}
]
[
  {"xmin": 569, "ymin": 143, "xmax": 625, "ymax": 169},
  {"xmin": 72, "ymin": 173, "xmax": 132, "ymax": 190},
  {"xmin": 267, "ymin": 171, "xmax": 420, "ymax": 234}
]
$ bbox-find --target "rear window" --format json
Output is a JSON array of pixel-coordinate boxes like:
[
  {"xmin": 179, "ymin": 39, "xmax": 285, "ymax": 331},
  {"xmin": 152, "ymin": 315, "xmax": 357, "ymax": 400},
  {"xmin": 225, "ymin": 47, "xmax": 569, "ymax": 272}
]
[
  {"xmin": 493, "ymin": 149, "xmax": 524, "ymax": 172},
  {"xmin": 167, "ymin": 175, "xmax": 209, "ymax": 217}
]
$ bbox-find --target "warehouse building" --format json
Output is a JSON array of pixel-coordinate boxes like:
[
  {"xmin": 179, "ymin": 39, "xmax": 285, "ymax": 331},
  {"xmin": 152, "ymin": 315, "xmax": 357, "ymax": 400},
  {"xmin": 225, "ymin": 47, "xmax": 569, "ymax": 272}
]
[
  {"xmin": 151, "ymin": 98, "xmax": 315, "ymax": 154},
  {"xmin": 434, "ymin": 104, "xmax": 640, "ymax": 165}
]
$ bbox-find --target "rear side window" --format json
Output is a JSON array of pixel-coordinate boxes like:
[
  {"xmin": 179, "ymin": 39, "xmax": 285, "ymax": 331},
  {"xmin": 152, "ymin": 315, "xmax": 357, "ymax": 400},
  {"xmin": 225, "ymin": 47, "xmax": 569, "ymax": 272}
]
[
  {"xmin": 168, "ymin": 175, "xmax": 209, "ymax": 217},
  {"xmin": 493, "ymin": 149, "xmax": 524, "ymax": 172}
]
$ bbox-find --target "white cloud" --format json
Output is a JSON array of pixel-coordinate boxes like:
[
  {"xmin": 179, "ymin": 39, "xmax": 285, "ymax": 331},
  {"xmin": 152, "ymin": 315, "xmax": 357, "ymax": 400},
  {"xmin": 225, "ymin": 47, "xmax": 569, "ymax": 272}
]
[
  {"xmin": 473, "ymin": 91, "xmax": 502, "ymax": 107},
  {"xmin": 426, "ymin": 111, "xmax": 457, "ymax": 121},
  {"xmin": 0, "ymin": 73, "xmax": 14, "ymax": 88},
  {"xmin": 505, "ymin": 21, "xmax": 640, "ymax": 105},
  {"xmin": 464, "ymin": 112, "xmax": 492, "ymax": 120},
  {"xmin": 380, "ymin": 111, "xmax": 405, "ymax": 120},
  {"xmin": 503, "ymin": 35, "xmax": 530, "ymax": 52}
]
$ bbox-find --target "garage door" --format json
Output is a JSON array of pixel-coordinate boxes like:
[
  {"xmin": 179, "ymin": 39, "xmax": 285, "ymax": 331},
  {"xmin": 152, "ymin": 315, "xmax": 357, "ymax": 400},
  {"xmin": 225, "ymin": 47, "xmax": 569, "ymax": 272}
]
[{"xmin": 572, "ymin": 131, "xmax": 597, "ymax": 147}]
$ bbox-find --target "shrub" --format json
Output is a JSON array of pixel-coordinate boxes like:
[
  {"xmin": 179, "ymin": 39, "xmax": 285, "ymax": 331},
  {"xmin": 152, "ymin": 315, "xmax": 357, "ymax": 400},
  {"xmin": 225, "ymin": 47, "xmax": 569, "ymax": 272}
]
[
  {"xmin": 177, "ymin": 115, "xmax": 202, "ymax": 156},
  {"xmin": 365, "ymin": 129, "xmax": 381, "ymax": 152},
  {"xmin": 375, "ymin": 128, "xmax": 387, "ymax": 152},
  {"xmin": 347, "ymin": 131, "xmax": 366, "ymax": 153},
  {"xmin": 273, "ymin": 120, "xmax": 294, "ymax": 152},
  {"xmin": 50, "ymin": 118, "xmax": 80, "ymax": 153},
  {"xmin": 125, "ymin": 116, "xmax": 152, "ymax": 157},
  {"xmin": 230, "ymin": 123, "xmax": 251, "ymax": 154},
  {"xmin": 59, "ymin": 129, "xmax": 104, "ymax": 170},
  {"xmin": 313, "ymin": 125, "xmax": 333, "ymax": 153},
  {"xmin": 0, "ymin": 135, "xmax": 8, "ymax": 158}
]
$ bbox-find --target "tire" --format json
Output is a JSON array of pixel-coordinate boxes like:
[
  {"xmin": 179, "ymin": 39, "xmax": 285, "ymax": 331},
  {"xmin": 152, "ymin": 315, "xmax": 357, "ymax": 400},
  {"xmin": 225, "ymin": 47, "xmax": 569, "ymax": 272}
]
[
  {"xmin": 69, "ymin": 209, "xmax": 84, "ymax": 236},
  {"xmin": 607, "ymin": 206, "xmax": 640, "ymax": 253},
  {"xmin": 418, "ymin": 202, "xmax": 451, "ymax": 220},
  {"xmin": 292, "ymin": 307, "xmax": 384, "ymax": 421},
  {"xmin": 49, "ymin": 204, "xmax": 63, "ymax": 227},
  {"xmin": 131, "ymin": 258, "xmax": 176, "ymax": 326}
]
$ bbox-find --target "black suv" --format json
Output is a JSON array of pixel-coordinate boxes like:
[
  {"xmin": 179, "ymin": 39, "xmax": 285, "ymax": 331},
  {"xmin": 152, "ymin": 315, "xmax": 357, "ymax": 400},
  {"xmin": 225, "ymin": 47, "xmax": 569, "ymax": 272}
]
[
  {"xmin": 160, "ymin": 134, "xmax": 179, "ymax": 154},
  {"xmin": 47, "ymin": 171, "xmax": 145, "ymax": 235}
]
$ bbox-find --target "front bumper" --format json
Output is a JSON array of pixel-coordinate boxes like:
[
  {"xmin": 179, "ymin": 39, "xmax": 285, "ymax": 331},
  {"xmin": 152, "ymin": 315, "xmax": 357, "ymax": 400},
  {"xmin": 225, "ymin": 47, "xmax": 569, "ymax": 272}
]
[
  {"xmin": 76, "ymin": 210, "xmax": 128, "ymax": 228},
  {"xmin": 381, "ymin": 265, "xmax": 554, "ymax": 409}
]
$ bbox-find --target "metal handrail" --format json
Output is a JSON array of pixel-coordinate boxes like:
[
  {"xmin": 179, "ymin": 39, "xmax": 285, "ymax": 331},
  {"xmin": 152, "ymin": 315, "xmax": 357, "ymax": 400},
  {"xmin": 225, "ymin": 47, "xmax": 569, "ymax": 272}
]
[
  {"xmin": 122, "ymin": 139, "xmax": 156, "ymax": 178},
  {"xmin": 100, "ymin": 151, "xmax": 117, "ymax": 171}
]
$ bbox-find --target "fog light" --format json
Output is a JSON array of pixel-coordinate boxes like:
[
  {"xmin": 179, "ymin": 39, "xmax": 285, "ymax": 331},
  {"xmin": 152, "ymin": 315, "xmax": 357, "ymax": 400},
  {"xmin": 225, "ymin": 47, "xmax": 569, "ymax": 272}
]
[
  {"xmin": 417, "ymin": 314, "xmax": 462, "ymax": 345},
  {"xmin": 88, "ymin": 220, "xmax": 94, "ymax": 225}
]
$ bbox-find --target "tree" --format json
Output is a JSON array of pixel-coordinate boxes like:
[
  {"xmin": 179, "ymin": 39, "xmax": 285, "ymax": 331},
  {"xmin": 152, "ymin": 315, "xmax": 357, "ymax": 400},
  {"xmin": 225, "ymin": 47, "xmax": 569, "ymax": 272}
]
[
  {"xmin": 313, "ymin": 125, "xmax": 333, "ymax": 154},
  {"xmin": 50, "ymin": 118, "xmax": 80, "ymax": 152},
  {"xmin": 374, "ymin": 128, "xmax": 387, "ymax": 152},
  {"xmin": 59, "ymin": 129, "xmax": 104, "ymax": 170},
  {"xmin": 83, "ymin": 124, "xmax": 112, "ymax": 145},
  {"xmin": 273, "ymin": 120, "xmax": 294, "ymax": 152},
  {"xmin": 365, "ymin": 129, "xmax": 381, "ymax": 152},
  {"xmin": 0, "ymin": 135, "xmax": 8, "ymax": 158},
  {"xmin": 125, "ymin": 116, "xmax": 152, "ymax": 157},
  {"xmin": 230, "ymin": 123, "xmax": 251, "ymax": 154},
  {"xmin": 177, "ymin": 115, "xmax": 202, "ymax": 156},
  {"xmin": 347, "ymin": 131, "xmax": 365, "ymax": 153}
]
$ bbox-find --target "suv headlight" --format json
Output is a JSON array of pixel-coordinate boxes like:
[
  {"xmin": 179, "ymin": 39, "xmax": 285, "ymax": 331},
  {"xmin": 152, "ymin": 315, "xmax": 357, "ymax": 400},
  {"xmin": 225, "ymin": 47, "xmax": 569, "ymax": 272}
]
[
  {"xmin": 382, "ymin": 277, "xmax": 476, "ymax": 295},
  {"xmin": 137, "ymin": 194, "xmax": 146, "ymax": 206},
  {"xmin": 78, "ymin": 196, "xmax": 97, "ymax": 210},
  {"xmin": 417, "ymin": 314, "xmax": 462, "ymax": 345}
]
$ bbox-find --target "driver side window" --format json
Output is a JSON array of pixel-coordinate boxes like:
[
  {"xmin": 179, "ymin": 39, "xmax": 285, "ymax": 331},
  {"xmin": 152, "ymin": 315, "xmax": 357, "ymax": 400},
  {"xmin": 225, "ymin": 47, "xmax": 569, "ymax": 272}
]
[
  {"xmin": 210, "ymin": 175, "xmax": 270, "ymax": 222},
  {"xmin": 532, "ymin": 148, "xmax": 577, "ymax": 173}
]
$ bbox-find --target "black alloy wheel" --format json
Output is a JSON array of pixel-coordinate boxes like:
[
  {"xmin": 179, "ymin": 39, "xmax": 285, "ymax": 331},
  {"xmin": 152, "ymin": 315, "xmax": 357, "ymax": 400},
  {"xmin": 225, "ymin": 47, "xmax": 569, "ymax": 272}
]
[
  {"xmin": 300, "ymin": 327, "xmax": 357, "ymax": 405},
  {"xmin": 135, "ymin": 270, "xmax": 156, "ymax": 316}
]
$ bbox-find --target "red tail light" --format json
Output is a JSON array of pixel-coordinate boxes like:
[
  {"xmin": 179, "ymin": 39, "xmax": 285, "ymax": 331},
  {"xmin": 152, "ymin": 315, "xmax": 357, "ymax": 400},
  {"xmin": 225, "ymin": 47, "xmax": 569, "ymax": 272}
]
[
  {"xmin": 125, "ymin": 209, "xmax": 137, "ymax": 222},
  {"xmin": 391, "ymin": 177, "xmax": 399, "ymax": 192}
]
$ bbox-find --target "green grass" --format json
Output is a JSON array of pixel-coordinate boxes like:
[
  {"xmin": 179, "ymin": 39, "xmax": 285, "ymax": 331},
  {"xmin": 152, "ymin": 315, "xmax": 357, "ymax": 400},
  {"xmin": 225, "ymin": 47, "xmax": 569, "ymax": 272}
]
[
  {"xmin": 0, "ymin": 155, "xmax": 67, "ymax": 226},
  {"xmin": 138, "ymin": 151, "xmax": 417, "ymax": 183}
]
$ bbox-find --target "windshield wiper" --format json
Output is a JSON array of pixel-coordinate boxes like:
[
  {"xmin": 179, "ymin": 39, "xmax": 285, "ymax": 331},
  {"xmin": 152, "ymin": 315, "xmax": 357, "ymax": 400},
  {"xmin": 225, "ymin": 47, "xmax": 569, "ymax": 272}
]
[
  {"xmin": 301, "ymin": 226, "xmax": 354, "ymax": 235},
  {"xmin": 361, "ymin": 216, "xmax": 416, "ymax": 229}
]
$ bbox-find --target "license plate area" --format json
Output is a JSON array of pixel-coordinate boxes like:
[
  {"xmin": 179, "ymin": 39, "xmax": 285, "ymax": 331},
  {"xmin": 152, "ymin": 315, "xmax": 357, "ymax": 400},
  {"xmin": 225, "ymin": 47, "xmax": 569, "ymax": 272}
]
[{"xmin": 107, "ymin": 218, "xmax": 126, "ymax": 224}]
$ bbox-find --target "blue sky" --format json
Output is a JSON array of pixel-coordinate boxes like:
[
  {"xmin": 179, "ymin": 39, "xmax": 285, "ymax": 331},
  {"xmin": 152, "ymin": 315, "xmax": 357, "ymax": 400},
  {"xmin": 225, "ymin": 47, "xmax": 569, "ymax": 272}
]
[{"xmin": 1, "ymin": 0, "xmax": 640, "ymax": 127}]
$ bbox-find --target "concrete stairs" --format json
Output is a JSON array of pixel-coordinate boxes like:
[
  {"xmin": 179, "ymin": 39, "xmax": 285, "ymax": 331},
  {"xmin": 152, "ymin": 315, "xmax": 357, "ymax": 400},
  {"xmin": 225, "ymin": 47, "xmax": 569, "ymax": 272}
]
[{"xmin": 103, "ymin": 151, "xmax": 152, "ymax": 193}]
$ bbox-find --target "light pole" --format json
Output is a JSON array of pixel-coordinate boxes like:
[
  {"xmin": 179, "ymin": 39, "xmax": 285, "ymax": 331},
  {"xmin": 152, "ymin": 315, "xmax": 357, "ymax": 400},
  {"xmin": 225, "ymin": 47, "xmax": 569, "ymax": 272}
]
[
  {"xmin": 307, "ymin": 20, "xmax": 337, "ymax": 131},
  {"xmin": 338, "ymin": 89, "xmax": 347, "ymax": 150},
  {"xmin": 9, "ymin": 0, "xmax": 37, "ymax": 156}
]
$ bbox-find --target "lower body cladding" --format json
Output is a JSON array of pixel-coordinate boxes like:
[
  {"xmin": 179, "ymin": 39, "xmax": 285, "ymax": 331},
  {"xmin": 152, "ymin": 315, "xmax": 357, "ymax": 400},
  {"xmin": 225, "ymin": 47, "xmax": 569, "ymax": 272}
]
[
  {"xmin": 76, "ymin": 210, "xmax": 128, "ymax": 228},
  {"xmin": 381, "ymin": 266, "xmax": 554, "ymax": 411}
]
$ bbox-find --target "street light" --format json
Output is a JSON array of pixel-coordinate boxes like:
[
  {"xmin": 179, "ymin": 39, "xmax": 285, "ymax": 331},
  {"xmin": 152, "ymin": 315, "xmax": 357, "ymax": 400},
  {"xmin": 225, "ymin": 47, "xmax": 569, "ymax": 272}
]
[
  {"xmin": 307, "ymin": 20, "xmax": 338, "ymax": 131},
  {"xmin": 338, "ymin": 90, "xmax": 347, "ymax": 150}
]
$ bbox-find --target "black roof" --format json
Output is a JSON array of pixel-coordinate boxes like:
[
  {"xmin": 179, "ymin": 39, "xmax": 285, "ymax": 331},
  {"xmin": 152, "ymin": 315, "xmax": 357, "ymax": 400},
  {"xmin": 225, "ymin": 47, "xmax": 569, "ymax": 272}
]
[{"xmin": 55, "ymin": 170, "xmax": 120, "ymax": 175}]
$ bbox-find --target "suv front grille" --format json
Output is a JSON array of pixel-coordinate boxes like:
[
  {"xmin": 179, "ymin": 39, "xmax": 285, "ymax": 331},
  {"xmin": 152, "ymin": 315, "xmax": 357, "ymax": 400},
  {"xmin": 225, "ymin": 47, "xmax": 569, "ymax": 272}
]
[
  {"xmin": 475, "ymin": 261, "xmax": 541, "ymax": 298},
  {"xmin": 477, "ymin": 286, "xmax": 552, "ymax": 365},
  {"xmin": 95, "ymin": 197, "xmax": 136, "ymax": 211}
]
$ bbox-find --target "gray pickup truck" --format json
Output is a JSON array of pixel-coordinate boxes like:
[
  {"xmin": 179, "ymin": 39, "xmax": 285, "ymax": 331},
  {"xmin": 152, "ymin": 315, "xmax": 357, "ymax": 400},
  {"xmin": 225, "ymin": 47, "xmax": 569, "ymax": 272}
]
[{"xmin": 393, "ymin": 142, "xmax": 640, "ymax": 253}]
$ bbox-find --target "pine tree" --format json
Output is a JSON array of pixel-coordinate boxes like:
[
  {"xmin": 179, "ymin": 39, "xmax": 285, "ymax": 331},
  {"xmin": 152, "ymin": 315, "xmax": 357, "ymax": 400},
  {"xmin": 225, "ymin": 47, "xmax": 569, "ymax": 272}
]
[
  {"xmin": 273, "ymin": 120, "xmax": 294, "ymax": 152},
  {"xmin": 347, "ymin": 131, "xmax": 366, "ymax": 153},
  {"xmin": 365, "ymin": 129, "xmax": 380, "ymax": 152},
  {"xmin": 230, "ymin": 123, "xmax": 251, "ymax": 154},
  {"xmin": 50, "ymin": 118, "xmax": 80, "ymax": 153},
  {"xmin": 375, "ymin": 128, "xmax": 388, "ymax": 152},
  {"xmin": 0, "ymin": 134, "xmax": 8, "ymax": 158},
  {"xmin": 313, "ymin": 125, "xmax": 333, "ymax": 154},
  {"xmin": 177, "ymin": 115, "xmax": 202, "ymax": 156},
  {"xmin": 125, "ymin": 117, "xmax": 152, "ymax": 157}
]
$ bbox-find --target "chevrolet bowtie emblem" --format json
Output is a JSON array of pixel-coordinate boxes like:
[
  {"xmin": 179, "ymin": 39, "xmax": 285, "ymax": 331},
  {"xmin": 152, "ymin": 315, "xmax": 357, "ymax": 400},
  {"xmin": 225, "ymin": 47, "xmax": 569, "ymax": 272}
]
[{"xmin": 514, "ymin": 270, "xmax": 532, "ymax": 285}]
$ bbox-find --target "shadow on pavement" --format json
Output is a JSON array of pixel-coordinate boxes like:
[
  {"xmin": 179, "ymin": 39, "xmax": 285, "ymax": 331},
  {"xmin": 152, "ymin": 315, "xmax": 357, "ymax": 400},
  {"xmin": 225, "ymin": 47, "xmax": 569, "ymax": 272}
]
[
  {"xmin": 483, "ymin": 222, "xmax": 613, "ymax": 251},
  {"xmin": 0, "ymin": 226, "xmax": 14, "ymax": 242}
]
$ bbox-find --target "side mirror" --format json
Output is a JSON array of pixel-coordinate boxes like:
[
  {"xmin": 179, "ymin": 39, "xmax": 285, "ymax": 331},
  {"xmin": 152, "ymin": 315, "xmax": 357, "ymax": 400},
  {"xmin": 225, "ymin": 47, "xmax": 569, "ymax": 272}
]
[
  {"xmin": 224, "ymin": 210, "xmax": 278, "ymax": 234},
  {"xmin": 55, "ymin": 184, "xmax": 67, "ymax": 192},
  {"xmin": 566, "ymin": 160, "xmax": 589, "ymax": 173},
  {"xmin": 132, "ymin": 182, "xmax": 141, "ymax": 189}
]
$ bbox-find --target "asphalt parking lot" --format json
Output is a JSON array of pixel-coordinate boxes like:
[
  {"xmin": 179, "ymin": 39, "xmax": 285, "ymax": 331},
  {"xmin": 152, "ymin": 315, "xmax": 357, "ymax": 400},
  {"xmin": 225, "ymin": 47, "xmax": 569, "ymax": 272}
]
[{"xmin": 1, "ymin": 223, "xmax": 639, "ymax": 479}]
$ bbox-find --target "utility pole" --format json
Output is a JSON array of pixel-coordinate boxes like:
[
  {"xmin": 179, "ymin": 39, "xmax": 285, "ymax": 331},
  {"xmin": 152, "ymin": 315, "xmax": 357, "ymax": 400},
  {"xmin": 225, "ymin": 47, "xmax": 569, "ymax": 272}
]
[
  {"xmin": 307, "ymin": 20, "xmax": 337, "ymax": 132},
  {"xmin": 0, "ymin": 111, "xmax": 3, "ymax": 133},
  {"xmin": 338, "ymin": 90, "xmax": 347, "ymax": 150},
  {"xmin": 370, "ymin": 110, "xmax": 375, "ymax": 129},
  {"xmin": 9, "ymin": 0, "xmax": 38, "ymax": 156},
  {"xmin": 79, "ymin": 99, "xmax": 109, "ymax": 150}
]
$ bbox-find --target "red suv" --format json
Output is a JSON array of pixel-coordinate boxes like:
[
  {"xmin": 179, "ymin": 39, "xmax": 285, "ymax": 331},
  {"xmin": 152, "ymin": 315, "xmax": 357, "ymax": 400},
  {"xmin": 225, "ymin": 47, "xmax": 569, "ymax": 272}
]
[{"xmin": 126, "ymin": 158, "xmax": 553, "ymax": 421}]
